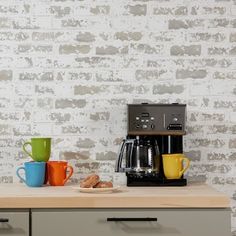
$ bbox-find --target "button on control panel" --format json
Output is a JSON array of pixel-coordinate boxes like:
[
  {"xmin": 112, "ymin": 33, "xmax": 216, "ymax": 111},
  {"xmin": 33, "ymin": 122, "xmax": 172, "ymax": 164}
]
[
  {"xmin": 142, "ymin": 124, "xmax": 148, "ymax": 129},
  {"xmin": 133, "ymin": 113, "xmax": 156, "ymax": 131}
]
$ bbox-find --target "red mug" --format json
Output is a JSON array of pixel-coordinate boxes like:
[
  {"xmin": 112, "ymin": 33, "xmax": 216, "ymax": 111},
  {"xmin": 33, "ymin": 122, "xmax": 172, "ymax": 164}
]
[{"xmin": 47, "ymin": 161, "xmax": 73, "ymax": 186}]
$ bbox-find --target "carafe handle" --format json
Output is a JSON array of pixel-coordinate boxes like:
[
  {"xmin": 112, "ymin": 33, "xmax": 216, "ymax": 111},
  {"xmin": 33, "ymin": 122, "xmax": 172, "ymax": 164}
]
[{"xmin": 115, "ymin": 139, "xmax": 135, "ymax": 172}]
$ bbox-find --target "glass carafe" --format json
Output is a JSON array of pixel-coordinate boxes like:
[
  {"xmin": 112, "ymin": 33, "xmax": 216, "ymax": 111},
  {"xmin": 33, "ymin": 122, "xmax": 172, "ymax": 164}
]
[{"xmin": 115, "ymin": 136, "xmax": 160, "ymax": 174}]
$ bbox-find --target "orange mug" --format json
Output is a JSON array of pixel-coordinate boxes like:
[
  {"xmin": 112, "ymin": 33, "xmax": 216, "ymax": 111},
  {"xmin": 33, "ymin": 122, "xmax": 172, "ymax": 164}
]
[{"xmin": 47, "ymin": 161, "xmax": 73, "ymax": 186}]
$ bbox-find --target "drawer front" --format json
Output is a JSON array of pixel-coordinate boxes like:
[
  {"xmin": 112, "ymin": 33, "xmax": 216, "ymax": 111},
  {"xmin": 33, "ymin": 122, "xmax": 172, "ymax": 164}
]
[
  {"xmin": 0, "ymin": 210, "xmax": 29, "ymax": 236},
  {"xmin": 32, "ymin": 209, "xmax": 231, "ymax": 236}
]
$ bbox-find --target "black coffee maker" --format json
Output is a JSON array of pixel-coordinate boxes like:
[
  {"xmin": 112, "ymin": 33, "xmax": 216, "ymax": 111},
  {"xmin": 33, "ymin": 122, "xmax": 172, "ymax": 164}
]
[{"xmin": 115, "ymin": 103, "xmax": 187, "ymax": 186}]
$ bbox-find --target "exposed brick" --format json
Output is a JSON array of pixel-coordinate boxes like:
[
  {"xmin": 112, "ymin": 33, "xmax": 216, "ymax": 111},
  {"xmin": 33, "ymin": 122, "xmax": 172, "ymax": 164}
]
[
  {"xmin": 230, "ymin": 33, "xmax": 236, "ymax": 42},
  {"xmin": 18, "ymin": 72, "xmax": 53, "ymax": 81},
  {"xmin": 170, "ymin": 45, "xmax": 201, "ymax": 56},
  {"xmin": 13, "ymin": 17, "xmax": 52, "ymax": 29},
  {"xmin": 0, "ymin": 4, "xmax": 30, "ymax": 14},
  {"xmin": 35, "ymin": 85, "xmax": 54, "ymax": 95},
  {"xmin": 169, "ymin": 19, "xmax": 204, "ymax": 29},
  {"xmin": 75, "ymin": 57, "xmax": 115, "ymax": 68},
  {"xmin": 188, "ymin": 138, "xmax": 226, "ymax": 148},
  {"xmin": 208, "ymin": 46, "xmax": 236, "ymax": 55},
  {"xmin": 32, "ymin": 32, "xmax": 54, "ymax": 41},
  {"xmin": 184, "ymin": 150, "xmax": 201, "ymax": 161},
  {"xmin": 131, "ymin": 44, "xmax": 163, "ymax": 54},
  {"xmin": 126, "ymin": 4, "xmax": 147, "ymax": 16},
  {"xmin": 77, "ymin": 138, "xmax": 95, "ymax": 148},
  {"xmin": 50, "ymin": 6, "xmax": 71, "ymax": 18},
  {"xmin": 208, "ymin": 18, "xmax": 236, "ymax": 28},
  {"xmin": 68, "ymin": 72, "xmax": 92, "ymax": 81},
  {"xmin": 96, "ymin": 151, "xmax": 117, "ymax": 161},
  {"xmin": 0, "ymin": 176, "xmax": 13, "ymax": 183},
  {"xmin": 153, "ymin": 84, "xmax": 184, "ymax": 94},
  {"xmin": 74, "ymin": 85, "xmax": 107, "ymax": 95},
  {"xmin": 90, "ymin": 112, "xmax": 110, "ymax": 121},
  {"xmin": 0, "ymin": 32, "xmax": 29, "ymax": 41},
  {"xmin": 90, "ymin": 5, "xmax": 110, "ymax": 15},
  {"xmin": 0, "ymin": 70, "xmax": 12, "ymax": 81},
  {"xmin": 188, "ymin": 32, "xmax": 226, "ymax": 42},
  {"xmin": 229, "ymin": 139, "xmax": 236, "ymax": 148},
  {"xmin": 207, "ymin": 125, "xmax": 236, "ymax": 134},
  {"xmin": 59, "ymin": 44, "xmax": 90, "ymax": 54},
  {"xmin": 176, "ymin": 69, "xmax": 207, "ymax": 79},
  {"xmin": 13, "ymin": 124, "xmax": 31, "ymax": 136},
  {"xmin": 96, "ymin": 45, "xmax": 128, "ymax": 55},
  {"xmin": 114, "ymin": 32, "xmax": 142, "ymax": 41},
  {"xmin": 76, "ymin": 32, "xmax": 95, "ymax": 42},
  {"xmin": 75, "ymin": 162, "xmax": 100, "ymax": 174},
  {"xmin": 213, "ymin": 71, "xmax": 236, "ymax": 80},
  {"xmin": 214, "ymin": 100, "xmax": 236, "ymax": 109},
  {"xmin": 60, "ymin": 151, "xmax": 90, "ymax": 160},
  {"xmin": 0, "ymin": 17, "xmax": 11, "ymax": 28},
  {"xmin": 212, "ymin": 176, "xmax": 236, "ymax": 185},
  {"xmin": 0, "ymin": 98, "xmax": 10, "ymax": 108},
  {"xmin": 55, "ymin": 99, "xmax": 86, "ymax": 109},
  {"xmin": 189, "ymin": 111, "xmax": 225, "ymax": 122},
  {"xmin": 0, "ymin": 124, "xmax": 11, "ymax": 135},
  {"xmin": 37, "ymin": 98, "xmax": 53, "ymax": 109},
  {"xmin": 135, "ymin": 69, "xmax": 169, "ymax": 80},
  {"xmin": 16, "ymin": 44, "xmax": 53, "ymax": 54},
  {"xmin": 154, "ymin": 6, "xmax": 187, "ymax": 15},
  {"xmin": 96, "ymin": 70, "xmax": 121, "ymax": 82},
  {"xmin": 49, "ymin": 112, "xmax": 71, "ymax": 122},
  {"xmin": 61, "ymin": 125, "xmax": 87, "ymax": 134},
  {"xmin": 191, "ymin": 6, "xmax": 226, "ymax": 15}
]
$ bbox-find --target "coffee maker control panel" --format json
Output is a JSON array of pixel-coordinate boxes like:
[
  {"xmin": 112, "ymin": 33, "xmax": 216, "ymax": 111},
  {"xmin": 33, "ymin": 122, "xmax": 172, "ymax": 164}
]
[{"xmin": 128, "ymin": 103, "xmax": 186, "ymax": 135}]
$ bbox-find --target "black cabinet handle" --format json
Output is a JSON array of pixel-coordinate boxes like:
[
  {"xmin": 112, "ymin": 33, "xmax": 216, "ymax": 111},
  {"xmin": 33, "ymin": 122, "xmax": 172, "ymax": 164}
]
[
  {"xmin": 107, "ymin": 217, "xmax": 157, "ymax": 222},
  {"xmin": 0, "ymin": 218, "xmax": 9, "ymax": 223}
]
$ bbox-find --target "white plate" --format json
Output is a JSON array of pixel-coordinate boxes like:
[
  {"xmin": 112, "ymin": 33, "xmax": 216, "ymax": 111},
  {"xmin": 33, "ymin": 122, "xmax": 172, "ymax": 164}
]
[{"xmin": 72, "ymin": 186, "xmax": 121, "ymax": 193}]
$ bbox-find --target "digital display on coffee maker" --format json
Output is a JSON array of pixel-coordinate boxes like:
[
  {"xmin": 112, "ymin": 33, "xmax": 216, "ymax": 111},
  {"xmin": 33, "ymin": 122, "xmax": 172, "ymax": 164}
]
[{"xmin": 141, "ymin": 112, "xmax": 149, "ymax": 117}]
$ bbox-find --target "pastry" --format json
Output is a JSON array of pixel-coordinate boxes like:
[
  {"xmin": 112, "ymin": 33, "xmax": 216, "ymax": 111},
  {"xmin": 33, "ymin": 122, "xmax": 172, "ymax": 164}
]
[
  {"xmin": 94, "ymin": 181, "xmax": 113, "ymax": 188},
  {"xmin": 80, "ymin": 174, "xmax": 100, "ymax": 188}
]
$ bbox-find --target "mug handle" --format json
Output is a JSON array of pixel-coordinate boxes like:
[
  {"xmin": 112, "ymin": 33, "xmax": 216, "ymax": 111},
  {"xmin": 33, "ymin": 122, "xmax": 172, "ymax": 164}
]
[
  {"xmin": 16, "ymin": 167, "xmax": 26, "ymax": 184},
  {"xmin": 179, "ymin": 156, "xmax": 190, "ymax": 178},
  {"xmin": 63, "ymin": 165, "xmax": 74, "ymax": 185},
  {"xmin": 22, "ymin": 142, "xmax": 33, "ymax": 159}
]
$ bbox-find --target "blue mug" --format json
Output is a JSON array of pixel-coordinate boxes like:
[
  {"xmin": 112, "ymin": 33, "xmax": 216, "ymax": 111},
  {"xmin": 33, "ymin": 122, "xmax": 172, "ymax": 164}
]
[{"xmin": 16, "ymin": 161, "xmax": 46, "ymax": 187}]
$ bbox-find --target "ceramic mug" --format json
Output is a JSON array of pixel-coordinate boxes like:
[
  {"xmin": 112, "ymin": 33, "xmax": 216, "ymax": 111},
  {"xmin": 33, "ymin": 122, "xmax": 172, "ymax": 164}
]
[
  {"xmin": 162, "ymin": 154, "xmax": 190, "ymax": 179},
  {"xmin": 47, "ymin": 161, "xmax": 73, "ymax": 186},
  {"xmin": 23, "ymin": 138, "xmax": 51, "ymax": 162},
  {"xmin": 16, "ymin": 161, "xmax": 46, "ymax": 187}
]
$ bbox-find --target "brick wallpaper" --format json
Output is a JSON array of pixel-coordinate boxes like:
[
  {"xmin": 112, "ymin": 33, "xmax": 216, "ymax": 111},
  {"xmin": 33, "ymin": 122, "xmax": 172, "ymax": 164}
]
[{"xmin": 0, "ymin": 0, "xmax": 235, "ymax": 233}]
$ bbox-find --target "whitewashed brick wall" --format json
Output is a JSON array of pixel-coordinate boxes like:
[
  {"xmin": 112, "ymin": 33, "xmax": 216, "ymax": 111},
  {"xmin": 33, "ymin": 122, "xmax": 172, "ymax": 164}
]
[{"xmin": 0, "ymin": 0, "xmax": 235, "ymax": 233}]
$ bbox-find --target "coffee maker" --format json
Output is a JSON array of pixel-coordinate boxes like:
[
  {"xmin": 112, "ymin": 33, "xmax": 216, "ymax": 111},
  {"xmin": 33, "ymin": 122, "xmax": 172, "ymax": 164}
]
[{"xmin": 115, "ymin": 103, "xmax": 187, "ymax": 186}]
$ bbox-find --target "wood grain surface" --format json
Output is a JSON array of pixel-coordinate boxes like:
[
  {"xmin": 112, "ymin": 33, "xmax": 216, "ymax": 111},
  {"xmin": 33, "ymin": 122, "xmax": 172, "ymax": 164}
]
[{"xmin": 0, "ymin": 183, "xmax": 230, "ymax": 209}]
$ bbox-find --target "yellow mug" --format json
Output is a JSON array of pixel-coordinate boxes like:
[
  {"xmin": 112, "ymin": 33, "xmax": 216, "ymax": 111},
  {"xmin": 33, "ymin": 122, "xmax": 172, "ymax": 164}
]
[{"xmin": 162, "ymin": 154, "xmax": 190, "ymax": 179}]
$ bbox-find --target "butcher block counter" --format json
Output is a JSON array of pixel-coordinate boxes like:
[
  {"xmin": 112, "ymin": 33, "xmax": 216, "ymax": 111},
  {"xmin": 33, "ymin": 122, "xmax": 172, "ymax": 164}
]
[
  {"xmin": 0, "ymin": 183, "xmax": 231, "ymax": 236},
  {"xmin": 0, "ymin": 183, "xmax": 230, "ymax": 208}
]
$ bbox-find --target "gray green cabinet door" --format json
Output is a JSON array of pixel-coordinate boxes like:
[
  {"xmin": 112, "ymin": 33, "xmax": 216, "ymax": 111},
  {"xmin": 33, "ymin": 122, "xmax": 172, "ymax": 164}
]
[
  {"xmin": 32, "ymin": 208, "xmax": 231, "ymax": 236},
  {"xmin": 0, "ymin": 210, "xmax": 29, "ymax": 236}
]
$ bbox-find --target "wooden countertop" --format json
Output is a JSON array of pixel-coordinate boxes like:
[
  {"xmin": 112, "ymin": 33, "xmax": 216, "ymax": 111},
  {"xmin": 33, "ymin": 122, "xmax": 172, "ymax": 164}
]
[{"xmin": 0, "ymin": 183, "xmax": 230, "ymax": 209}]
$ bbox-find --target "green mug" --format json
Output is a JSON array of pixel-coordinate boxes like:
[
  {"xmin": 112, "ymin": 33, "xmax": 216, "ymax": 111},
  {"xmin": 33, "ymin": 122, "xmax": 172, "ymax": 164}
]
[{"xmin": 23, "ymin": 138, "xmax": 51, "ymax": 162}]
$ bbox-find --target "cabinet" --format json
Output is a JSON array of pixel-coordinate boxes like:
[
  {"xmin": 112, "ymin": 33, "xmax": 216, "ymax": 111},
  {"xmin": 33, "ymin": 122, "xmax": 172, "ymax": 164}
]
[
  {"xmin": 0, "ymin": 209, "xmax": 29, "ymax": 236},
  {"xmin": 32, "ymin": 208, "xmax": 231, "ymax": 236}
]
